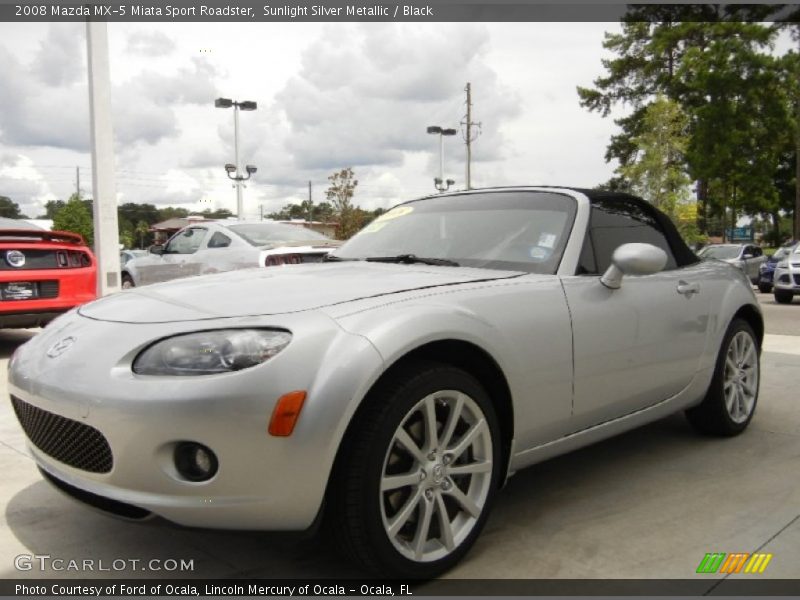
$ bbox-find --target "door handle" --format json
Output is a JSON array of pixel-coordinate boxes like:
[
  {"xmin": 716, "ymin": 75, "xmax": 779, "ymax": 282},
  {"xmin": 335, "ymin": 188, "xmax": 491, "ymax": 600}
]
[{"xmin": 677, "ymin": 281, "xmax": 700, "ymax": 297}]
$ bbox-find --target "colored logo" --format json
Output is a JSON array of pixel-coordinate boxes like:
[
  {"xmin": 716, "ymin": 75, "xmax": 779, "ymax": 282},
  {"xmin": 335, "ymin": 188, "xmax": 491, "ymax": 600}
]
[
  {"xmin": 6, "ymin": 250, "xmax": 25, "ymax": 268},
  {"xmin": 696, "ymin": 552, "xmax": 772, "ymax": 574}
]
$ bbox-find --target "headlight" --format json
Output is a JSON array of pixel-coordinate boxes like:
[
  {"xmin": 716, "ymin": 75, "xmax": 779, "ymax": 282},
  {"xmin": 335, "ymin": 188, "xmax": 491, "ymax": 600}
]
[{"xmin": 133, "ymin": 329, "xmax": 291, "ymax": 376}]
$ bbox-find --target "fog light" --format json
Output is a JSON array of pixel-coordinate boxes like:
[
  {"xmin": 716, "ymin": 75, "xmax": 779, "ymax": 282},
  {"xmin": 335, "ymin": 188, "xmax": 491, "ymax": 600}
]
[{"xmin": 174, "ymin": 442, "xmax": 218, "ymax": 482}]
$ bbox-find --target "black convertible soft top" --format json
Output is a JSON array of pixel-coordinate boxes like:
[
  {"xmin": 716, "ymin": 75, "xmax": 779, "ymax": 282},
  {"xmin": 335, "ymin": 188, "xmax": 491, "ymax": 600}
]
[{"xmin": 571, "ymin": 188, "xmax": 699, "ymax": 268}]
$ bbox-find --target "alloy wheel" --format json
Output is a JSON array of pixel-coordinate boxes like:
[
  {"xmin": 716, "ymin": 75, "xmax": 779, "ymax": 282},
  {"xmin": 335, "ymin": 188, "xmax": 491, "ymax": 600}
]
[
  {"xmin": 723, "ymin": 331, "xmax": 759, "ymax": 424},
  {"xmin": 379, "ymin": 390, "xmax": 493, "ymax": 563}
]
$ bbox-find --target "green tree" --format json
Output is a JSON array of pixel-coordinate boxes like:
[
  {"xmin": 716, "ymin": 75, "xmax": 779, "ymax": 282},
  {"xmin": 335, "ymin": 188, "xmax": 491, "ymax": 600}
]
[
  {"xmin": 325, "ymin": 167, "xmax": 361, "ymax": 239},
  {"xmin": 53, "ymin": 196, "xmax": 94, "ymax": 245},
  {"xmin": 135, "ymin": 220, "xmax": 150, "ymax": 248},
  {"xmin": 618, "ymin": 96, "xmax": 691, "ymax": 215},
  {"xmin": 156, "ymin": 206, "xmax": 190, "ymax": 221},
  {"xmin": 578, "ymin": 12, "xmax": 787, "ymax": 235},
  {"xmin": 39, "ymin": 199, "xmax": 66, "ymax": 219},
  {"xmin": 0, "ymin": 196, "xmax": 25, "ymax": 218}
]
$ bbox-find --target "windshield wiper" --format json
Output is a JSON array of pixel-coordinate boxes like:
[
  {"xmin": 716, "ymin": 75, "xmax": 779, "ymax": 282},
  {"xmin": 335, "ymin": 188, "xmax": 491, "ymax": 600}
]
[{"xmin": 365, "ymin": 254, "xmax": 460, "ymax": 267}]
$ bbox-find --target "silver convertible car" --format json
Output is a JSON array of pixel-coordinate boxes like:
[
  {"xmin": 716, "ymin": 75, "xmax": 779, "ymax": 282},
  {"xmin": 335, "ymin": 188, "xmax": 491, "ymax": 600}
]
[{"xmin": 9, "ymin": 187, "xmax": 761, "ymax": 578}]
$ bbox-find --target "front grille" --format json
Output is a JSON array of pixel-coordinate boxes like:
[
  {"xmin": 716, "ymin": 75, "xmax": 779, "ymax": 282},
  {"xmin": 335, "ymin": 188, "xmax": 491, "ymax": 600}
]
[
  {"xmin": 11, "ymin": 396, "xmax": 113, "ymax": 473},
  {"xmin": 794, "ymin": 274, "xmax": 800, "ymax": 286}
]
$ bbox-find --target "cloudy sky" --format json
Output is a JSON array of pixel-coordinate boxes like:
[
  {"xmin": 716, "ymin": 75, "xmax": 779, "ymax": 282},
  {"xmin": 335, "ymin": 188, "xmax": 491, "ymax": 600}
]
[{"xmin": 0, "ymin": 21, "xmax": 626, "ymax": 219}]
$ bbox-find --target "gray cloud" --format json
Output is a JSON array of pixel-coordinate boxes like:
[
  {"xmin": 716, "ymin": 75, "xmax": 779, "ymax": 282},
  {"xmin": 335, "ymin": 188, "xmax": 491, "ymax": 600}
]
[
  {"xmin": 275, "ymin": 24, "xmax": 520, "ymax": 172},
  {"xmin": 126, "ymin": 30, "xmax": 176, "ymax": 57},
  {"xmin": 32, "ymin": 24, "xmax": 84, "ymax": 87},
  {"xmin": 0, "ymin": 28, "xmax": 219, "ymax": 153}
]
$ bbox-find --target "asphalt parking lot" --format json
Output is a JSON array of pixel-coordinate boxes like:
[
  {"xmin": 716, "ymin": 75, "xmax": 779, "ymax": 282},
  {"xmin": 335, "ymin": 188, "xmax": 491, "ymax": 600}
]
[{"xmin": 0, "ymin": 292, "xmax": 798, "ymax": 583}]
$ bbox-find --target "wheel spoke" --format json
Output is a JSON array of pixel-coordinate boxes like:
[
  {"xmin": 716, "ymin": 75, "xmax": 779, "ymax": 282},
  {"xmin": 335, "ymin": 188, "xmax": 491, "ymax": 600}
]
[
  {"xmin": 726, "ymin": 356, "xmax": 738, "ymax": 375},
  {"xmin": 449, "ymin": 418, "xmax": 488, "ymax": 459},
  {"xmin": 439, "ymin": 394, "xmax": 465, "ymax": 451},
  {"xmin": 444, "ymin": 482, "xmax": 481, "ymax": 518},
  {"xmin": 381, "ymin": 471, "xmax": 422, "ymax": 492},
  {"xmin": 395, "ymin": 428, "xmax": 426, "ymax": 464},
  {"xmin": 423, "ymin": 396, "xmax": 438, "ymax": 452},
  {"xmin": 412, "ymin": 495, "xmax": 434, "ymax": 560},
  {"xmin": 742, "ymin": 343, "xmax": 757, "ymax": 368},
  {"xmin": 435, "ymin": 493, "xmax": 455, "ymax": 551},
  {"xmin": 387, "ymin": 487, "xmax": 423, "ymax": 538},
  {"xmin": 448, "ymin": 460, "xmax": 492, "ymax": 477},
  {"xmin": 737, "ymin": 387, "xmax": 747, "ymax": 418}
]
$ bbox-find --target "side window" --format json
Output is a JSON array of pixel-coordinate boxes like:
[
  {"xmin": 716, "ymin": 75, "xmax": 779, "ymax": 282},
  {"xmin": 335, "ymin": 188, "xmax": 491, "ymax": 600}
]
[
  {"xmin": 576, "ymin": 236, "xmax": 597, "ymax": 275},
  {"xmin": 164, "ymin": 228, "xmax": 208, "ymax": 254},
  {"xmin": 586, "ymin": 200, "xmax": 677, "ymax": 273},
  {"xmin": 751, "ymin": 246, "xmax": 762, "ymax": 258},
  {"xmin": 207, "ymin": 232, "xmax": 231, "ymax": 249}
]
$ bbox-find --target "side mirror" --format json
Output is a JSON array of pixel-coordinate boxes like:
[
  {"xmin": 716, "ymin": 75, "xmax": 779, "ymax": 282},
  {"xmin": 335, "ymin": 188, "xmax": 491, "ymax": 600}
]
[
  {"xmin": 149, "ymin": 244, "xmax": 164, "ymax": 256},
  {"xmin": 600, "ymin": 243, "xmax": 668, "ymax": 289}
]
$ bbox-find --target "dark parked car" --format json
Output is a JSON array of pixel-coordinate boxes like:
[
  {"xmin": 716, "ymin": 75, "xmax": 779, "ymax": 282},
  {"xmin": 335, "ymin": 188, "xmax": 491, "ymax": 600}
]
[{"xmin": 757, "ymin": 242, "xmax": 798, "ymax": 293}]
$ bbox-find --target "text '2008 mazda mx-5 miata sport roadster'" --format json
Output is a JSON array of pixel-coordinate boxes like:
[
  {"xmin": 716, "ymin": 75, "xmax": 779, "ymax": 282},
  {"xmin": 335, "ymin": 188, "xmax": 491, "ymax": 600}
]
[{"xmin": 9, "ymin": 187, "xmax": 761, "ymax": 578}]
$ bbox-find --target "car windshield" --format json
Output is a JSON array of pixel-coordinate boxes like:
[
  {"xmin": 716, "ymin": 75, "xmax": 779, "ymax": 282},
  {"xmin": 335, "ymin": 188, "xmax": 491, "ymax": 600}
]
[
  {"xmin": 227, "ymin": 223, "xmax": 330, "ymax": 246},
  {"xmin": 699, "ymin": 245, "xmax": 741, "ymax": 260},
  {"xmin": 331, "ymin": 191, "xmax": 577, "ymax": 274},
  {"xmin": 773, "ymin": 246, "xmax": 792, "ymax": 260}
]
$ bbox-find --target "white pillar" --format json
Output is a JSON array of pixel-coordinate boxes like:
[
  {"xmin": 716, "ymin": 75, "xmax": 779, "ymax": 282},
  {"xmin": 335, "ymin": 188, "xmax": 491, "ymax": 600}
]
[{"xmin": 86, "ymin": 22, "xmax": 121, "ymax": 296}]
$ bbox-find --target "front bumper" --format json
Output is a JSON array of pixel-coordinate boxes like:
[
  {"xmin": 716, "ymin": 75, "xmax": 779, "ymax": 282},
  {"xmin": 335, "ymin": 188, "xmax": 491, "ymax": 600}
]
[
  {"xmin": 773, "ymin": 267, "xmax": 800, "ymax": 293},
  {"xmin": 8, "ymin": 309, "xmax": 383, "ymax": 530}
]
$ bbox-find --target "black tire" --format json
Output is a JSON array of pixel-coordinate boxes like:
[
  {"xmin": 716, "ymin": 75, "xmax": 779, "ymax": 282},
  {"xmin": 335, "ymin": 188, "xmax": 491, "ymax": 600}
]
[
  {"xmin": 685, "ymin": 318, "xmax": 760, "ymax": 436},
  {"xmin": 327, "ymin": 361, "xmax": 501, "ymax": 578},
  {"xmin": 121, "ymin": 273, "xmax": 135, "ymax": 289},
  {"xmin": 774, "ymin": 289, "xmax": 793, "ymax": 304},
  {"xmin": 757, "ymin": 283, "xmax": 771, "ymax": 294}
]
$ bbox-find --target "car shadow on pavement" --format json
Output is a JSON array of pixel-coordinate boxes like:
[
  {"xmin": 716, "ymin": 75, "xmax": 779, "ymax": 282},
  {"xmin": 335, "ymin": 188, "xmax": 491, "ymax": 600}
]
[
  {"xmin": 0, "ymin": 330, "xmax": 36, "ymax": 359},
  {"xmin": 4, "ymin": 480, "xmax": 366, "ymax": 579}
]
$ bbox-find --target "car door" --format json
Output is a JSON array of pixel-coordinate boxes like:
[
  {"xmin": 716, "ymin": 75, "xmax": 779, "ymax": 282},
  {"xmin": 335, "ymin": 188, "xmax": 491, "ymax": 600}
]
[
  {"xmin": 561, "ymin": 198, "xmax": 711, "ymax": 431},
  {"xmin": 152, "ymin": 227, "xmax": 208, "ymax": 283},
  {"xmin": 190, "ymin": 230, "xmax": 233, "ymax": 276}
]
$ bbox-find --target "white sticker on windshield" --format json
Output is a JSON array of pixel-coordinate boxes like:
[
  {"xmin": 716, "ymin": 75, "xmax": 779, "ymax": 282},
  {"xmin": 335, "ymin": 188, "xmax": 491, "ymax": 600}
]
[{"xmin": 538, "ymin": 233, "xmax": 557, "ymax": 248}]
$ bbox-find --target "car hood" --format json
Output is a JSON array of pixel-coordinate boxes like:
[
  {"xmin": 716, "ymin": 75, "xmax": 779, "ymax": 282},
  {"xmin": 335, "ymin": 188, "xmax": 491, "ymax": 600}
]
[{"xmin": 79, "ymin": 263, "xmax": 523, "ymax": 323}]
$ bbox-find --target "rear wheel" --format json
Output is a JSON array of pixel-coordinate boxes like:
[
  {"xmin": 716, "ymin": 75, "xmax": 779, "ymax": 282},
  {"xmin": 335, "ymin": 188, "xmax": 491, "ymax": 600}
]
[
  {"xmin": 686, "ymin": 318, "xmax": 759, "ymax": 436},
  {"xmin": 121, "ymin": 274, "xmax": 135, "ymax": 289},
  {"xmin": 774, "ymin": 289, "xmax": 793, "ymax": 304},
  {"xmin": 328, "ymin": 363, "xmax": 500, "ymax": 578}
]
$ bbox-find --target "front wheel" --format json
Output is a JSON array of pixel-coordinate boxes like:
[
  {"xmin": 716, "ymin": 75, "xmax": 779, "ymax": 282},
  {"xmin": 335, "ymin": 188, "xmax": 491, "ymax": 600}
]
[
  {"xmin": 774, "ymin": 289, "xmax": 793, "ymax": 304},
  {"xmin": 757, "ymin": 282, "xmax": 771, "ymax": 294},
  {"xmin": 121, "ymin": 273, "xmax": 135, "ymax": 289},
  {"xmin": 686, "ymin": 318, "xmax": 760, "ymax": 436},
  {"xmin": 328, "ymin": 363, "xmax": 501, "ymax": 578}
]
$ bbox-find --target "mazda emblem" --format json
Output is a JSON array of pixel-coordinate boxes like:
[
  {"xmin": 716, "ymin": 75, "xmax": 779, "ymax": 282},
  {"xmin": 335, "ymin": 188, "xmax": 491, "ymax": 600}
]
[{"xmin": 46, "ymin": 336, "xmax": 76, "ymax": 358}]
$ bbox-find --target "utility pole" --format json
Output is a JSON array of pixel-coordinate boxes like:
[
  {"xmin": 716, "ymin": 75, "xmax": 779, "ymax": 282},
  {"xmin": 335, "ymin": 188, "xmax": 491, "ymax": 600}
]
[
  {"xmin": 75, "ymin": 166, "xmax": 80, "ymax": 199},
  {"xmin": 308, "ymin": 180, "xmax": 313, "ymax": 222},
  {"xmin": 461, "ymin": 82, "xmax": 481, "ymax": 190}
]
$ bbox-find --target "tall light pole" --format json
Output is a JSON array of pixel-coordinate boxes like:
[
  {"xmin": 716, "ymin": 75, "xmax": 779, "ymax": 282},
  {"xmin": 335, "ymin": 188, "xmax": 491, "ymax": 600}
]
[
  {"xmin": 215, "ymin": 97, "xmax": 257, "ymax": 219},
  {"xmin": 426, "ymin": 126, "xmax": 457, "ymax": 193}
]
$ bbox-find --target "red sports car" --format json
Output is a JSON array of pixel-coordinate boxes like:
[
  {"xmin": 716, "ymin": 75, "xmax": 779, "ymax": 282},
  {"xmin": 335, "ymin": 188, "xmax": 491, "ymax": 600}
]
[{"xmin": 0, "ymin": 225, "xmax": 96, "ymax": 328}]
